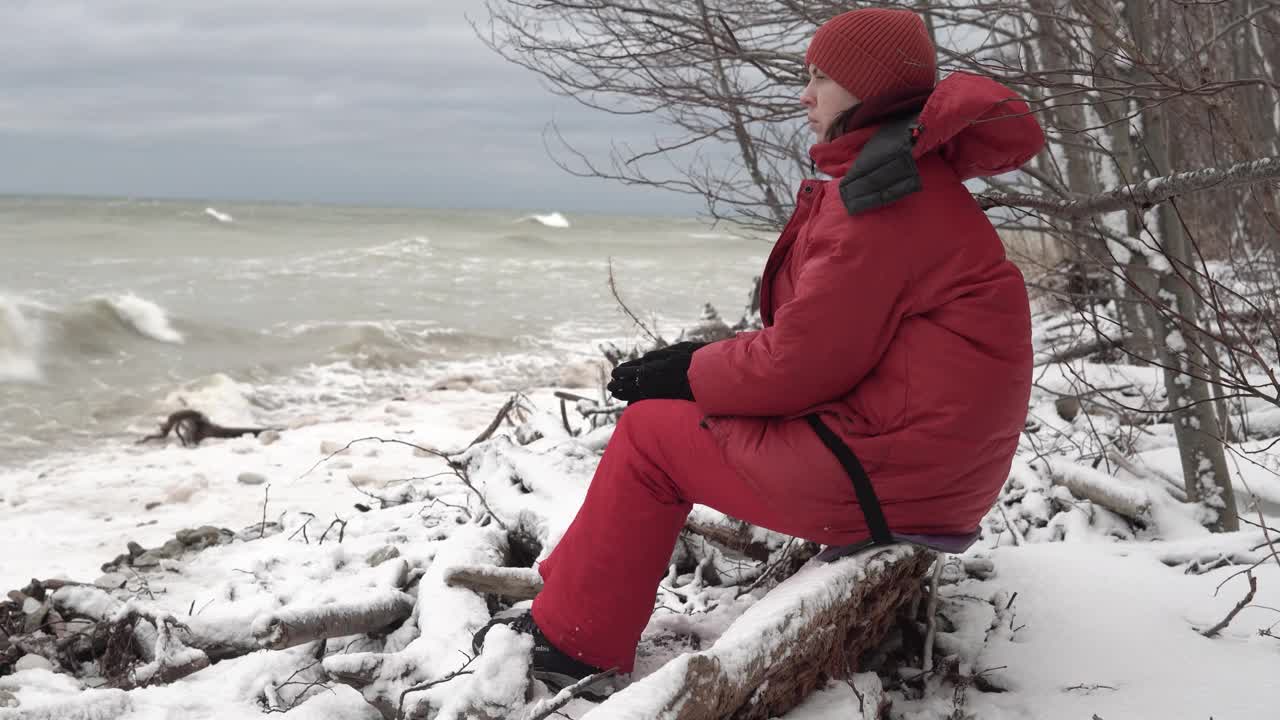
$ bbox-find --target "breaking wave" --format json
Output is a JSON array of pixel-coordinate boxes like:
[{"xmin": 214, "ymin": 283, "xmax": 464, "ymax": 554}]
[
  {"xmin": 0, "ymin": 293, "xmax": 185, "ymax": 380},
  {"xmin": 101, "ymin": 294, "xmax": 185, "ymax": 344},
  {"xmin": 0, "ymin": 296, "xmax": 42, "ymax": 383},
  {"xmin": 518, "ymin": 212, "xmax": 570, "ymax": 229},
  {"xmin": 205, "ymin": 207, "xmax": 234, "ymax": 223}
]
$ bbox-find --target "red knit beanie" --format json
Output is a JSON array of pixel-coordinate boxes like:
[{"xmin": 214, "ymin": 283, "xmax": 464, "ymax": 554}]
[{"xmin": 805, "ymin": 8, "xmax": 937, "ymax": 102}]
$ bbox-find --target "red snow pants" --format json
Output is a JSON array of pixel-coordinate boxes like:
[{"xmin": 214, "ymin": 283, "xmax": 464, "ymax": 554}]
[{"xmin": 530, "ymin": 399, "xmax": 863, "ymax": 673}]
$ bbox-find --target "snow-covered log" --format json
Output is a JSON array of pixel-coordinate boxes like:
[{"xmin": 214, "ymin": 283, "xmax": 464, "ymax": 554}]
[
  {"xmin": 1049, "ymin": 462, "xmax": 1154, "ymax": 523},
  {"xmin": 584, "ymin": 545, "xmax": 934, "ymax": 720},
  {"xmin": 253, "ymin": 587, "xmax": 416, "ymax": 651},
  {"xmin": 126, "ymin": 617, "xmax": 210, "ymax": 689},
  {"xmin": 326, "ymin": 526, "xmax": 509, "ymax": 720},
  {"xmin": 444, "ymin": 565, "xmax": 542, "ymax": 600},
  {"xmin": 682, "ymin": 508, "xmax": 782, "ymax": 562}
]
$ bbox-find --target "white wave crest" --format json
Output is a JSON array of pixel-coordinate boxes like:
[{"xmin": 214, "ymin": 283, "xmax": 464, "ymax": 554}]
[
  {"xmin": 157, "ymin": 373, "xmax": 260, "ymax": 428},
  {"xmin": 0, "ymin": 295, "xmax": 43, "ymax": 383},
  {"xmin": 520, "ymin": 212, "xmax": 570, "ymax": 229},
  {"xmin": 205, "ymin": 207, "xmax": 234, "ymax": 223},
  {"xmin": 107, "ymin": 293, "xmax": 184, "ymax": 344}
]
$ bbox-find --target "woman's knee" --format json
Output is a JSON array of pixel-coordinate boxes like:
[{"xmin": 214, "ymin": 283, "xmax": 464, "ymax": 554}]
[{"xmin": 613, "ymin": 400, "xmax": 699, "ymax": 448}]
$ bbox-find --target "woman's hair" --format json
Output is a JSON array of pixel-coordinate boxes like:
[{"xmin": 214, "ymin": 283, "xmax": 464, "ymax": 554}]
[{"xmin": 824, "ymin": 103, "xmax": 864, "ymax": 143}]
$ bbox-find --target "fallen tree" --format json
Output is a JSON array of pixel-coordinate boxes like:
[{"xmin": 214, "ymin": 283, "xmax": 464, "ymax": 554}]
[{"xmin": 583, "ymin": 545, "xmax": 934, "ymax": 720}]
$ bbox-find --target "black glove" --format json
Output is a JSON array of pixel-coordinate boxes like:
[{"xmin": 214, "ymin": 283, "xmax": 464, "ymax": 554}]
[
  {"xmin": 614, "ymin": 341, "xmax": 707, "ymax": 371},
  {"xmin": 608, "ymin": 352, "xmax": 695, "ymax": 402}
]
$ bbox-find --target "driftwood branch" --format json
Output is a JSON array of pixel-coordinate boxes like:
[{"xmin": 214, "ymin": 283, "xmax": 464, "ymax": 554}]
[
  {"xmin": 1034, "ymin": 336, "xmax": 1124, "ymax": 366},
  {"xmin": 443, "ymin": 565, "xmax": 543, "ymax": 600},
  {"xmin": 468, "ymin": 395, "xmax": 520, "ymax": 449},
  {"xmin": 921, "ymin": 557, "xmax": 945, "ymax": 673},
  {"xmin": 518, "ymin": 669, "xmax": 620, "ymax": 720},
  {"xmin": 253, "ymin": 564, "xmax": 412, "ymax": 651},
  {"xmin": 607, "ymin": 259, "xmax": 663, "ymax": 344},
  {"xmin": 979, "ymin": 157, "xmax": 1280, "ymax": 217},
  {"xmin": 136, "ymin": 409, "xmax": 270, "ymax": 448},
  {"xmin": 1201, "ymin": 572, "xmax": 1258, "ymax": 638}
]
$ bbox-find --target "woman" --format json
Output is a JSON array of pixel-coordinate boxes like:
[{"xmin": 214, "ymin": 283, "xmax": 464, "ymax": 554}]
[{"xmin": 475, "ymin": 7, "xmax": 1044, "ymax": 696}]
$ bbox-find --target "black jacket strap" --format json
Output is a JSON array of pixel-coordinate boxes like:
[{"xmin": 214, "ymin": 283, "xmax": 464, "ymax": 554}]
[{"xmin": 806, "ymin": 414, "xmax": 892, "ymax": 545}]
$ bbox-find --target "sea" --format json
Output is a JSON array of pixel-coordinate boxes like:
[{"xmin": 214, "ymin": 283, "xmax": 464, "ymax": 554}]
[{"xmin": 0, "ymin": 195, "xmax": 769, "ymax": 468}]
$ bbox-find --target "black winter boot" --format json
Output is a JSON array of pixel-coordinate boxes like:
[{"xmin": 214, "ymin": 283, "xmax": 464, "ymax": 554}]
[{"xmin": 472, "ymin": 610, "xmax": 614, "ymax": 701}]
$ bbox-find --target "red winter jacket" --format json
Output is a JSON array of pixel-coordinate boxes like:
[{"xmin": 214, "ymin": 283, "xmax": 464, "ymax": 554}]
[{"xmin": 688, "ymin": 72, "xmax": 1044, "ymax": 540}]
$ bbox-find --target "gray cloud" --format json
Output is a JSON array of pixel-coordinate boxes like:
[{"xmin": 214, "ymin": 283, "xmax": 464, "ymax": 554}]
[{"xmin": 0, "ymin": 0, "xmax": 701, "ymax": 213}]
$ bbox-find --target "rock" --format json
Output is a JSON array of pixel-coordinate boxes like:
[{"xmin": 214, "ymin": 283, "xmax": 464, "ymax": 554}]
[
  {"xmin": 238, "ymin": 522, "xmax": 282, "ymax": 541},
  {"xmin": 132, "ymin": 552, "xmax": 161, "ymax": 569},
  {"xmin": 21, "ymin": 580, "xmax": 49, "ymax": 602},
  {"xmin": 14, "ymin": 654, "xmax": 53, "ymax": 672},
  {"xmin": 1055, "ymin": 396, "xmax": 1081, "ymax": 422},
  {"xmin": 5, "ymin": 591, "xmax": 26, "ymax": 604},
  {"xmin": 320, "ymin": 440, "xmax": 347, "ymax": 456},
  {"xmin": 158, "ymin": 539, "xmax": 186, "ymax": 559},
  {"xmin": 94, "ymin": 573, "xmax": 127, "ymax": 590},
  {"xmin": 126, "ymin": 541, "xmax": 146, "ymax": 558},
  {"xmin": 963, "ymin": 557, "xmax": 996, "ymax": 580},
  {"xmin": 237, "ymin": 472, "xmax": 268, "ymax": 486},
  {"xmin": 21, "ymin": 602, "xmax": 49, "ymax": 634},
  {"xmin": 367, "ymin": 546, "xmax": 401, "ymax": 567},
  {"xmin": 259, "ymin": 430, "xmax": 281, "ymax": 445},
  {"xmin": 45, "ymin": 609, "xmax": 65, "ymax": 636},
  {"xmin": 177, "ymin": 526, "xmax": 223, "ymax": 547},
  {"xmin": 145, "ymin": 501, "xmax": 162, "ymax": 511}
]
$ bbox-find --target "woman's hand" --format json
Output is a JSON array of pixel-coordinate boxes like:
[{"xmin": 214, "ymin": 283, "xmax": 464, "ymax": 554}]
[
  {"xmin": 607, "ymin": 351, "xmax": 697, "ymax": 402},
  {"xmin": 613, "ymin": 341, "xmax": 707, "ymax": 371}
]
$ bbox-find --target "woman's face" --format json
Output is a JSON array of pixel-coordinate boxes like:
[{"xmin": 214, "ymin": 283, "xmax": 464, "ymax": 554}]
[{"xmin": 800, "ymin": 63, "xmax": 860, "ymax": 139}]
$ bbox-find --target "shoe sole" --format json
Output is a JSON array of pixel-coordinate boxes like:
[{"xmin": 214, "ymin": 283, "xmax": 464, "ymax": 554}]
[{"xmin": 533, "ymin": 669, "xmax": 611, "ymax": 703}]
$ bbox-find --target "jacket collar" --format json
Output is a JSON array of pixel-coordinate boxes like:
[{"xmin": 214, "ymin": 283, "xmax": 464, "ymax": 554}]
[{"xmin": 808, "ymin": 88, "xmax": 934, "ymax": 178}]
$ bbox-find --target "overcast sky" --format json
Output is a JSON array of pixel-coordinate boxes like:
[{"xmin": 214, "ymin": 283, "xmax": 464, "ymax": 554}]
[{"xmin": 0, "ymin": 0, "xmax": 705, "ymax": 214}]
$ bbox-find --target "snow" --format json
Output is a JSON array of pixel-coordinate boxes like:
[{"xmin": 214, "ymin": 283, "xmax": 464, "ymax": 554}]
[
  {"xmin": 435, "ymin": 625, "xmax": 532, "ymax": 719},
  {"xmin": 2, "ymin": 335, "xmax": 1278, "ymax": 718},
  {"xmin": 962, "ymin": 543, "xmax": 1280, "ymax": 720}
]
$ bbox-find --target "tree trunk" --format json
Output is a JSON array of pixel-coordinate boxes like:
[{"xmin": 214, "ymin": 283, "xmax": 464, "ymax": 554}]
[
  {"xmin": 1127, "ymin": 0, "xmax": 1238, "ymax": 532},
  {"xmin": 1029, "ymin": 0, "xmax": 1107, "ymax": 296}
]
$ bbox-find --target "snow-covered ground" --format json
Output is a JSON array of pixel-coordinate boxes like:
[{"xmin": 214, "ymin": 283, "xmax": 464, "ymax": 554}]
[{"xmin": 2, "ymin": 372, "xmax": 1278, "ymax": 719}]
